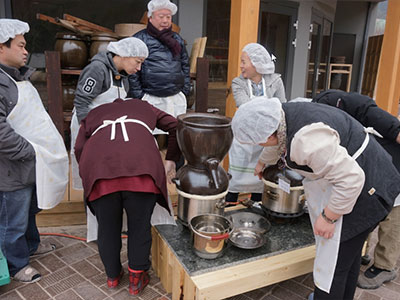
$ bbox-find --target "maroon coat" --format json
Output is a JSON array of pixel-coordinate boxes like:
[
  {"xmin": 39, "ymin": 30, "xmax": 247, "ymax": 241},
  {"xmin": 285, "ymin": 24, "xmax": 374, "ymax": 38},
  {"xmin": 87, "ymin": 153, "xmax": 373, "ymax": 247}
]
[{"xmin": 74, "ymin": 98, "xmax": 181, "ymax": 212}]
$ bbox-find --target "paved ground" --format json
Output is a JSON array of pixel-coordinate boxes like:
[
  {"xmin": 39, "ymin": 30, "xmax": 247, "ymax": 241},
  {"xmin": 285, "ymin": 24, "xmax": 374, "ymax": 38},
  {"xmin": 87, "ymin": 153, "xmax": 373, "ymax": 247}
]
[{"xmin": 0, "ymin": 225, "xmax": 399, "ymax": 300}]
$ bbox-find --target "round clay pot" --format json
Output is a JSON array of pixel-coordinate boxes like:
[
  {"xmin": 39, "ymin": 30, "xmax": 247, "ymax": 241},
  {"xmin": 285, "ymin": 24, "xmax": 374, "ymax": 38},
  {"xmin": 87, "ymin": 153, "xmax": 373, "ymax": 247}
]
[
  {"xmin": 89, "ymin": 32, "xmax": 118, "ymax": 58},
  {"xmin": 173, "ymin": 164, "xmax": 230, "ymax": 195},
  {"xmin": 61, "ymin": 77, "xmax": 78, "ymax": 111},
  {"xmin": 55, "ymin": 32, "xmax": 88, "ymax": 70},
  {"xmin": 176, "ymin": 113, "xmax": 233, "ymax": 169}
]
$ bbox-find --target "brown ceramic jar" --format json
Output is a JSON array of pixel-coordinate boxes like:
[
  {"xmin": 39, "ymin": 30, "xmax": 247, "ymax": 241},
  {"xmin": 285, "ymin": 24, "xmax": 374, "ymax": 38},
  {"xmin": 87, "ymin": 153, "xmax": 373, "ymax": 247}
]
[
  {"xmin": 55, "ymin": 33, "xmax": 88, "ymax": 70},
  {"xmin": 89, "ymin": 32, "xmax": 118, "ymax": 58},
  {"xmin": 174, "ymin": 113, "xmax": 233, "ymax": 194},
  {"xmin": 176, "ymin": 113, "xmax": 233, "ymax": 169}
]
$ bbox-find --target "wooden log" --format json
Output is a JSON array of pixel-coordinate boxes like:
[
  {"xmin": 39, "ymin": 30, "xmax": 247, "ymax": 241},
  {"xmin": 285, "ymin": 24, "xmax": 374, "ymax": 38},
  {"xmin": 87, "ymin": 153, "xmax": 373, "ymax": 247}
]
[
  {"xmin": 194, "ymin": 57, "xmax": 209, "ymax": 113},
  {"xmin": 45, "ymin": 51, "xmax": 65, "ymax": 139},
  {"xmin": 63, "ymin": 14, "xmax": 113, "ymax": 33},
  {"xmin": 36, "ymin": 13, "xmax": 58, "ymax": 25}
]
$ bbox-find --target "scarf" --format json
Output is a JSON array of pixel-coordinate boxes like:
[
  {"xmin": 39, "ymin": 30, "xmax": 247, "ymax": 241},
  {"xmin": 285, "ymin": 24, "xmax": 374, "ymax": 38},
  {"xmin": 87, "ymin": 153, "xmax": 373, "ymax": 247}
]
[
  {"xmin": 147, "ymin": 21, "xmax": 182, "ymax": 57},
  {"xmin": 276, "ymin": 110, "xmax": 288, "ymax": 169}
]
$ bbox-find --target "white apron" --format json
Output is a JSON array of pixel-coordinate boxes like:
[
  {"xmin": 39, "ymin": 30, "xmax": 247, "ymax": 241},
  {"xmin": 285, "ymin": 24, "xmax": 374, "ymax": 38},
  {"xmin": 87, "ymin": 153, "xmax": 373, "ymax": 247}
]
[
  {"xmin": 70, "ymin": 71, "xmax": 127, "ymax": 242},
  {"xmin": 70, "ymin": 71, "xmax": 127, "ymax": 190},
  {"xmin": 304, "ymin": 130, "xmax": 371, "ymax": 293},
  {"xmin": 142, "ymin": 91, "xmax": 187, "ymax": 135},
  {"xmin": 228, "ymin": 78, "xmax": 266, "ymax": 193},
  {"xmin": 3, "ymin": 70, "xmax": 69, "ymax": 209}
]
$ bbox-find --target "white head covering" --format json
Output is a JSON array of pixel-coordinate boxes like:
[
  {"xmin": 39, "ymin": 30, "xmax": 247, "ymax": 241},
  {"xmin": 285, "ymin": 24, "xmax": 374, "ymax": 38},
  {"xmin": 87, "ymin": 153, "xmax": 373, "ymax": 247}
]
[
  {"xmin": 242, "ymin": 43, "xmax": 275, "ymax": 75},
  {"xmin": 0, "ymin": 19, "xmax": 29, "ymax": 44},
  {"xmin": 147, "ymin": 0, "xmax": 178, "ymax": 17},
  {"xmin": 289, "ymin": 97, "xmax": 312, "ymax": 103},
  {"xmin": 232, "ymin": 96, "xmax": 282, "ymax": 144},
  {"xmin": 107, "ymin": 37, "xmax": 149, "ymax": 58}
]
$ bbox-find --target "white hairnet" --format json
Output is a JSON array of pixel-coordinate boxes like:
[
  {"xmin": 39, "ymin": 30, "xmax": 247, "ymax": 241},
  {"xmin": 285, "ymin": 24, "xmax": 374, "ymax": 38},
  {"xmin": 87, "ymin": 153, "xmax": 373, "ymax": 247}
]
[
  {"xmin": 242, "ymin": 43, "xmax": 275, "ymax": 75},
  {"xmin": 107, "ymin": 37, "xmax": 148, "ymax": 58},
  {"xmin": 147, "ymin": 0, "xmax": 178, "ymax": 17},
  {"xmin": 0, "ymin": 19, "xmax": 29, "ymax": 44},
  {"xmin": 289, "ymin": 97, "xmax": 312, "ymax": 103},
  {"xmin": 232, "ymin": 96, "xmax": 282, "ymax": 144}
]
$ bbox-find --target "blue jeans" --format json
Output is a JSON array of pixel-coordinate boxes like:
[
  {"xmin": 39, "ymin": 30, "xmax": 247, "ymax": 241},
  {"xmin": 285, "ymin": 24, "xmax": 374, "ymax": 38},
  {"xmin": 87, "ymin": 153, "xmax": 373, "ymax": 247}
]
[{"xmin": 0, "ymin": 185, "xmax": 41, "ymax": 276}]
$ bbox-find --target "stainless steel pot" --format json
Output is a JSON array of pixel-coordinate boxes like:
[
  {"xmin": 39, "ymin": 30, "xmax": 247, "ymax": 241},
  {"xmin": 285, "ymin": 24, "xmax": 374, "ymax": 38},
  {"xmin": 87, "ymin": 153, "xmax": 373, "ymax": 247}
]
[
  {"xmin": 177, "ymin": 189, "xmax": 226, "ymax": 225},
  {"xmin": 189, "ymin": 214, "xmax": 232, "ymax": 259},
  {"xmin": 262, "ymin": 179, "xmax": 306, "ymax": 214}
]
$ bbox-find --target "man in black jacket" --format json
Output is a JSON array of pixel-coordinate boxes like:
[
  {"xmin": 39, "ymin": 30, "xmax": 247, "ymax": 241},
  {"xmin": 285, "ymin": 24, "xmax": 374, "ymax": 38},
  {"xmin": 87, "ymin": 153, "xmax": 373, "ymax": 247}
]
[
  {"xmin": 128, "ymin": 0, "xmax": 190, "ymax": 139},
  {"xmin": 314, "ymin": 90, "xmax": 400, "ymax": 289}
]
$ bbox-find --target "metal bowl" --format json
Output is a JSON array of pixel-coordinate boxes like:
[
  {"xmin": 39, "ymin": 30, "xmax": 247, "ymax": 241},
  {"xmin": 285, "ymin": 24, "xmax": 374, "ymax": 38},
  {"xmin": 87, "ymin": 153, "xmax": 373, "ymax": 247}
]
[
  {"xmin": 228, "ymin": 212, "xmax": 271, "ymax": 234},
  {"xmin": 229, "ymin": 229, "xmax": 266, "ymax": 249}
]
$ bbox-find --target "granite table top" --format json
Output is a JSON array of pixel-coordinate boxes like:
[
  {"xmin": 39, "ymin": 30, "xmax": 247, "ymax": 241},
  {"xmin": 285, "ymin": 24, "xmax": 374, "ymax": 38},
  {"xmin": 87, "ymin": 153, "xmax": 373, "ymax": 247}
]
[{"xmin": 154, "ymin": 209, "xmax": 315, "ymax": 277}]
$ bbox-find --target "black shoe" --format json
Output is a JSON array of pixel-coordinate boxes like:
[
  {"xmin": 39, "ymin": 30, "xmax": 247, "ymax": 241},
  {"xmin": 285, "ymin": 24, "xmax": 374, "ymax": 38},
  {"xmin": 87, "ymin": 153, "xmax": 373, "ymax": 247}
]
[{"xmin": 361, "ymin": 254, "xmax": 371, "ymax": 265}]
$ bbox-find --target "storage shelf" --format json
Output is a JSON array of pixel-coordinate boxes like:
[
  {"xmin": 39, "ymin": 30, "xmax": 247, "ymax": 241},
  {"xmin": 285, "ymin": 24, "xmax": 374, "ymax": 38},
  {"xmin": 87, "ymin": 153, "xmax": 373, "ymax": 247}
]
[{"xmin": 61, "ymin": 69, "xmax": 82, "ymax": 75}]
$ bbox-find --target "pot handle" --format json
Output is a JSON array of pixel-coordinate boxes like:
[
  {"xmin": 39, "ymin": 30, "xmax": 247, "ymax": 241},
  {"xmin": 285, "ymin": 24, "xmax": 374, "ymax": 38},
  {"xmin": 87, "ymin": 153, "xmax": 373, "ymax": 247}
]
[
  {"xmin": 193, "ymin": 230, "xmax": 230, "ymax": 241},
  {"xmin": 204, "ymin": 158, "xmax": 220, "ymax": 189},
  {"xmin": 298, "ymin": 193, "xmax": 306, "ymax": 205},
  {"xmin": 210, "ymin": 233, "xmax": 230, "ymax": 241}
]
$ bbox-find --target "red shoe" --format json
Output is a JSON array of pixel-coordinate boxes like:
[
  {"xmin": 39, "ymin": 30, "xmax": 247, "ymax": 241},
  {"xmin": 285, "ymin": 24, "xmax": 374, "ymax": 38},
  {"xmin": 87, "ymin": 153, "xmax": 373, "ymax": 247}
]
[
  {"xmin": 129, "ymin": 268, "xmax": 150, "ymax": 295},
  {"xmin": 107, "ymin": 269, "xmax": 124, "ymax": 288}
]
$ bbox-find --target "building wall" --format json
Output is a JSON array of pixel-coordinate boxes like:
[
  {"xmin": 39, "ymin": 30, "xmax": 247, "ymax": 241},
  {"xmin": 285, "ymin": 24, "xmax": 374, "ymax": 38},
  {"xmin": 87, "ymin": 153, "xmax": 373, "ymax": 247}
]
[
  {"xmin": 289, "ymin": 0, "xmax": 337, "ymax": 98},
  {"xmin": 177, "ymin": 0, "xmax": 205, "ymax": 54},
  {"xmin": 0, "ymin": 0, "xmax": 5, "ymax": 18},
  {"xmin": 0, "ymin": 0, "xmax": 11, "ymax": 18},
  {"xmin": 332, "ymin": 1, "xmax": 370, "ymax": 92}
]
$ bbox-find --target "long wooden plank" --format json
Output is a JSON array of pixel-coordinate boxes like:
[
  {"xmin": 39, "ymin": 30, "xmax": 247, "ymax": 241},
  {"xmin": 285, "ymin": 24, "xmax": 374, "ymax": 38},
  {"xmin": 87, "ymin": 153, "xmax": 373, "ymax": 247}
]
[
  {"xmin": 45, "ymin": 51, "xmax": 65, "ymax": 138},
  {"xmin": 36, "ymin": 13, "xmax": 58, "ymax": 25},
  {"xmin": 191, "ymin": 245, "xmax": 315, "ymax": 300},
  {"xmin": 63, "ymin": 14, "xmax": 113, "ymax": 33},
  {"xmin": 195, "ymin": 57, "xmax": 209, "ymax": 113},
  {"xmin": 38, "ymin": 201, "xmax": 85, "ymax": 215},
  {"xmin": 189, "ymin": 38, "xmax": 201, "ymax": 74},
  {"xmin": 171, "ymin": 254, "xmax": 185, "ymax": 300},
  {"xmin": 36, "ymin": 212, "xmax": 86, "ymax": 227},
  {"xmin": 198, "ymin": 37, "xmax": 207, "ymax": 58}
]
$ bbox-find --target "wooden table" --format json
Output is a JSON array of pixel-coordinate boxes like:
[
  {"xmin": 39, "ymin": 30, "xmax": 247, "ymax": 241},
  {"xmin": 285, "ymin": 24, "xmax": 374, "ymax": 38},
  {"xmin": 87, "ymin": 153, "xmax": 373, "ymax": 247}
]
[{"xmin": 151, "ymin": 210, "xmax": 316, "ymax": 300}]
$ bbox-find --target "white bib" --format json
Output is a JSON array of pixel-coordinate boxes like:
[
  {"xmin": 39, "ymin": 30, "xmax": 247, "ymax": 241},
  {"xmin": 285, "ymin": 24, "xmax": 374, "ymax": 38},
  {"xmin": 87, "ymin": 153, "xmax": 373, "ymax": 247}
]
[{"xmin": 4, "ymin": 69, "xmax": 69, "ymax": 209}]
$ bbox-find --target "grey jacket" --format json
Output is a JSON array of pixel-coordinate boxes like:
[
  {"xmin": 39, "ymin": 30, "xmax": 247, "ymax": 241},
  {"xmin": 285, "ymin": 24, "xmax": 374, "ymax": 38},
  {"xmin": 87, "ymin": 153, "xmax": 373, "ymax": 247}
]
[
  {"xmin": 74, "ymin": 52, "xmax": 129, "ymax": 123},
  {"xmin": 231, "ymin": 73, "xmax": 286, "ymax": 107},
  {"xmin": 0, "ymin": 64, "xmax": 36, "ymax": 191}
]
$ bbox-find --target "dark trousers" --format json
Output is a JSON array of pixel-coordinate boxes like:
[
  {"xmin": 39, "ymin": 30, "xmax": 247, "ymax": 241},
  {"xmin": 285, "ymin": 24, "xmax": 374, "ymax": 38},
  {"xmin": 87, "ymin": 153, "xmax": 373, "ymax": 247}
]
[
  {"xmin": 314, "ymin": 227, "xmax": 373, "ymax": 300},
  {"xmin": 226, "ymin": 192, "xmax": 262, "ymax": 203},
  {"xmin": 91, "ymin": 191, "xmax": 157, "ymax": 278}
]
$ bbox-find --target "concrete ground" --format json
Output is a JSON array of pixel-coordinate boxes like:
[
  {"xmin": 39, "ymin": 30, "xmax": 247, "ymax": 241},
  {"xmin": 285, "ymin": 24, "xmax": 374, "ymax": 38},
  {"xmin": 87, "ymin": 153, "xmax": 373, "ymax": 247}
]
[{"xmin": 0, "ymin": 225, "xmax": 399, "ymax": 300}]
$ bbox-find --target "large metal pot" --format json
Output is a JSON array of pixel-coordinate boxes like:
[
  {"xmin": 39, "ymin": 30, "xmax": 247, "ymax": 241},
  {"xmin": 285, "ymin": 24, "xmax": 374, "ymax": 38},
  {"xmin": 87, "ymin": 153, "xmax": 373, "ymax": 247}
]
[
  {"xmin": 262, "ymin": 164, "xmax": 306, "ymax": 214},
  {"xmin": 176, "ymin": 188, "xmax": 226, "ymax": 225},
  {"xmin": 190, "ymin": 214, "xmax": 232, "ymax": 259}
]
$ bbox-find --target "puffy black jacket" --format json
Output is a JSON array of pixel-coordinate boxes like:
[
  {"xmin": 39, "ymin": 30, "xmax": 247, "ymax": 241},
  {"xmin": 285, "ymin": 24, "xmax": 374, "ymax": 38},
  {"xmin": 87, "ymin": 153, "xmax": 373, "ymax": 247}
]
[
  {"xmin": 313, "ymin": 90, "xmax": 400, "ymax": 172},
  {"xmin": 127, "ymin": 29, "xmax": 190, "ymax": 99}
]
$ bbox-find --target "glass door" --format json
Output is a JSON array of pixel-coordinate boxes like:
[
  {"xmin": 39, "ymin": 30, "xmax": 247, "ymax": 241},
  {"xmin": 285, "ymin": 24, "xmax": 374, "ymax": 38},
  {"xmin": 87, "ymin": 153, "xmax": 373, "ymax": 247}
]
[
  {"xmin": 259, "ymin": 1, "xmax": 298, "ymax": 99},
  {"xmin": 306, "ymin": 12, "xmax": 333, "ymax": 98}
]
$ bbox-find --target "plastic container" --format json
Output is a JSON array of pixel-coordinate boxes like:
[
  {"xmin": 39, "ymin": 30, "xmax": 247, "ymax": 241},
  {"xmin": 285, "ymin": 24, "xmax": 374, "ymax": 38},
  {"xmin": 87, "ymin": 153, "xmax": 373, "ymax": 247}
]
[{"xmin": 0, "ymin": 249, "xmax": 10, "ymax": 286}]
